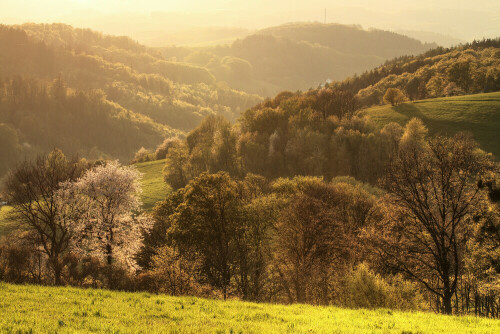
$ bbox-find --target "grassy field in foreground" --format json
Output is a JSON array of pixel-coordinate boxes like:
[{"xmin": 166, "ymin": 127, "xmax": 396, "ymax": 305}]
[
  {"xmin": 362, "ymin": 92, "xmax": 500, "ymax": 159},
  {"xmin": 1, "ymin": 283, "xmax": 499, "ymax": 333},
  {"xmin": 134, "ymin": 158, "xmax": 171, "ymax": 211}
]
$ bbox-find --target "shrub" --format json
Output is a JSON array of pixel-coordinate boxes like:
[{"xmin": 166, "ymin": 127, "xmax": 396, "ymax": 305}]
[
  {"xmin": 150, "ymin": 246, "xmax": 211, "ymax": 297},
  {"xmin": 0, "ymin": 242, "xmax": 41, "ymax": 284},
  {"xmin": 342, "ymin": 263, "xmax": 424, "ymax": 311},
  {"xmin": 132, "ymin": 147, "xmax": 154, "ymax": 163},
  {"xmin": 63, "ymin": 253, "xmax": 102, "ymax": 287}
]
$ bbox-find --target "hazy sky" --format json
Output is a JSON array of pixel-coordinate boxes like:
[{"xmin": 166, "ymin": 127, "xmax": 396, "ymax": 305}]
[
  {"xmin": 2, "ymin": 0, "xmax": 499, "ymax": 43},
  {"xmin": 3, "ymin": 1, "xmax": 500, "ymax": 15}
]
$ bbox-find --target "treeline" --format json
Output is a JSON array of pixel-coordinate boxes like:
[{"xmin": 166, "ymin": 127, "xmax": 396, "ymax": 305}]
[
  {"xmin": 158, "ymin": 90, "xmax": 391, "ymax": 188},
  {"xmin": 332, "ymin": 38, "xmax": 500, "ymax": 107},
  {"xmin": 2, "ymin": 120, "xmax": 499, "ymax": 316},
  {"xmin": 147, "ymin": 119, "xmax": 500, "ymax": 315},
  {"xmin": 0, "ymin": 76, "xmax": 171, "ymax": 175}
]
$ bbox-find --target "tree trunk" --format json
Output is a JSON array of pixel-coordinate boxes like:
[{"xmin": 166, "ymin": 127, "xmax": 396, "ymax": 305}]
[
  {"xmin": 443, "ymin": 290, "xmax": 453, "ymax": 315},
  {"xmin": 50, "ymin": 255, "xmax": 63, "ymax": 286}
]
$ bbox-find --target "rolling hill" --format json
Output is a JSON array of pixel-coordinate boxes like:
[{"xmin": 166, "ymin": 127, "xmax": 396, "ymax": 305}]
[
  {"xmin": 1, "ymin": 283, "xmax": 499, "ymax": 333},
  {"xmin": 160, "ymin": 22, "xmax": 437, "ymax": 96},
  {"xmin": 362, "ymin": 92, "xmax": 500, "ymax": 159},
  {"xmin": 334, "ymin": 38, "xmax": 500, "ymax": 108},
  {"xmin": 0, "ymin": 23, "xmax": 262, "ymax": 174},
  {"xmin": 0, "ymin": 206, "xmax": 16, "ymax": 238}
]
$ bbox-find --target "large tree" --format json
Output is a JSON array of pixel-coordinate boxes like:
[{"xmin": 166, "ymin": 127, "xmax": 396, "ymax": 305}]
[
  {"xmin": 168, "ymin": 172, "xmax": 242, "ymax": 300},
  {"xmin": 271, "ymin": 177, "xmax": 375, "ymax": 304},
  {"xmin": 367, "ymin": 121, "xmax": 494, "ymax": 314},
  {"xmin": 3, "ymin": 149, "xmax": 85, "ymax": 284},
  {"xmin": 66, "ymin": 161, "xmax": 148, "ymax": 275}
]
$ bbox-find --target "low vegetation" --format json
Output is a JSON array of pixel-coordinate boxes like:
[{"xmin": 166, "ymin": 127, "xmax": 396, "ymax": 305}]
[
  {"xmin": 134, "ymin": 159, "xmax": 171, "ymax": 211},
  {"xmin": 1, "ymin": 283, "xmax": 500, "ymax": 333}
]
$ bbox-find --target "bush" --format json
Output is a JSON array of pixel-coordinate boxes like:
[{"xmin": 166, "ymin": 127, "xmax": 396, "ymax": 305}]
[
  {"xmin": 132, "ymin": 147, "xmax": 154, "ymax": 163},
  {"xmin": 342, "ymin": 263, "xmax": 424, "ymax": 311},
  {"xmin": 0, "ymin": 243, "xmax": 41, "ymax": 284},
  {"xmin": 63, "ymin": 253, "xmax": 102, "ymax": 287},
  {"xmin": 149, "ymin": 246, "xmax": 213, "ymax": 297}
]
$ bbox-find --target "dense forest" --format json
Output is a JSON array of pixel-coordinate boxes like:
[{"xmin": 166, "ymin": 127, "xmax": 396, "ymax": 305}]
[
  {"xmin": 159, "ymin": 23, "xmax": 436, "ymax": 96},
  {"xmin": 0, "ymin": 24, "xmax": 261, "ymax": 174},
  {"xmin": 0, "ymin": 76, "xmax": 170, "ymax": 175},
  {"xmin": 0, "ymin": 22, "xmax": 457, "ymax": 177},
  {"xmin": 335, "ymin": 38, "xmax": 500, "ymax": 107},
  {"xmin": 3, "ymin": 118, "xmax": 499, "ymax": 316}
]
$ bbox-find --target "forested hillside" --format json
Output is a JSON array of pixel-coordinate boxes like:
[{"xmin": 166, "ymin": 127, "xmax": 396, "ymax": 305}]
[
  {"xmin": 334, "ymin": 39, "xmax": 500, "ymax": 107},
  {"xmin": 0, "ymin": 24, "xmax": 261, "ymax": 174},
  {"xmin": 160, "ymin": 23, "xmax": 436, "ymax": 96}
]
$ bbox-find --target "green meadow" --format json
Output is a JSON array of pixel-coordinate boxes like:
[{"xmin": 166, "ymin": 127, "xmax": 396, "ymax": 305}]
[
  {"xmin": 362, "ymin": 92, "xmax": 500, "ymax": 159},
  {"xmin": 0, "ymin": 205, "xmax": 16, "ymax": 238},
  {"xmin": 1, "ymin": 282, "xmax": 499, "ymax": 333},
  {"xmin": 134, "ymin": 158, "xmax": 171, "ymax": 211}
]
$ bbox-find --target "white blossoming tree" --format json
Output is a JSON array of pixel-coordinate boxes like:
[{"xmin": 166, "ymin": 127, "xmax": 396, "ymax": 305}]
[{"xmin": 59, "ymin": 161, "xmax": 151, "ymax": 273}]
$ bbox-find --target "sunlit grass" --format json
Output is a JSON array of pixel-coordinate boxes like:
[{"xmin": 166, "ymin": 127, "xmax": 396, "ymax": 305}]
[
  {"xmin": 134, "ymin": 159, "xmax": 171, "ymax": 211},
  {"xmin": 0, "ymin": 205, "xmax": 16, "ymax": 238},
  {"xmin": 0, "ymin": 282, "xmax": 499, "ymax": 333},
  {"xmin": 363, "ymin": 92, "xmax": 500, "ymax": 159}
]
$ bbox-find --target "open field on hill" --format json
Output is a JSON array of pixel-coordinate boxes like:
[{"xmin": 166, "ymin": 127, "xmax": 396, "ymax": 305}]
[
  {"xmin": 0, "ymin": 205, "xmax": 16, "ymax": 238},
  {"xmin": 362, "ymin": 92, "xmax": 500, "ymax": 159},
  {"xmin": 134, "ymin": 159, "xmax": 171, "ymax": 211},
  {"xmin": 1, "ymin": 283, "xmax": 499, "ymax": 334}
]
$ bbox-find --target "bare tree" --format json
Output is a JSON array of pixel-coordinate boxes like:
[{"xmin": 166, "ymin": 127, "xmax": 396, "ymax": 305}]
[
  {"xmin": 368, "ymin": 129, "xmax": 493, "ymax": 314},
  {"xmin": 3, "ymin": 149, "xmax": 84, "ymax": 284}
]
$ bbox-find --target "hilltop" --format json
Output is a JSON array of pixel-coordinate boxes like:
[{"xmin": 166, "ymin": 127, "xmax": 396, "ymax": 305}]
[
  {"xmin": 159, "ymin": 22, "xmax": 436, "ymax": 96},
  {"xmin": 362, "ymin": 92, "xmax": 500, "ymax": 159},
  {"xmin": 333, "ymin": 38, "xmax": 500, "ymax": 107},
  {"xmin": 1, "ymin": 283, "xmax": 499, "ymax": 333}
]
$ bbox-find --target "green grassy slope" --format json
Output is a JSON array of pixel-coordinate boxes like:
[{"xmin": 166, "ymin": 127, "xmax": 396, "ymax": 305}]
[
  {"xmin": 0, "ymin": 205, "xmax": 16, "ymax": 238},
  {"xmin": 1, "ymin": 283, "xmax": 499, "ymax": 333},
  {"xmin": 134, "ymin": 159, "xmax": 171, "ymax": 211},
  {"xmin": 362, "ymin": 92, "xmax": 500, "ymax": 159}
]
